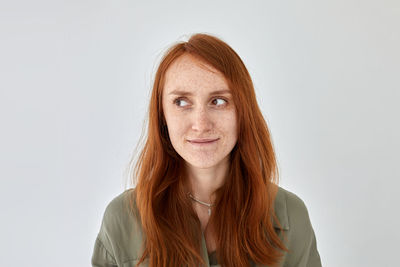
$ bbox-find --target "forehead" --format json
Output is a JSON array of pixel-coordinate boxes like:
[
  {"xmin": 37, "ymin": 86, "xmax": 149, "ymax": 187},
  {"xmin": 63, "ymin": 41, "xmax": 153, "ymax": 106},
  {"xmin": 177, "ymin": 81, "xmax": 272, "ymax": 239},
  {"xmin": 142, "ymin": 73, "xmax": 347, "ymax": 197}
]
[{"xmin": 163, "ymin": 54, "xmax": 229, "ymax": 95}]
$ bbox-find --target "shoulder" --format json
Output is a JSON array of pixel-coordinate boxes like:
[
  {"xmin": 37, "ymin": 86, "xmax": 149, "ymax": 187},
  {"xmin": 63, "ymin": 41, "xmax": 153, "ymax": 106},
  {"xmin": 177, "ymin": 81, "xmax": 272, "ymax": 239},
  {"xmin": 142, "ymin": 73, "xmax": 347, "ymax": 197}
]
[
  {"xmin": 273, "ymin": 186, "xmax": 322, "ymax": 266},
  {"xmin": 273, "ymin": 186, "xmax": 313, "ymax": 231},
  {"xmin": 102, "ymin": 188, "xmax": 137, "ymax": 223},
  {"xmin": 100, "ymin": 188, "xmax": 142, "ymax": 239},
  {"xmin": 96, "ymin": 188, "xmax": 143, "ymax": 263}
]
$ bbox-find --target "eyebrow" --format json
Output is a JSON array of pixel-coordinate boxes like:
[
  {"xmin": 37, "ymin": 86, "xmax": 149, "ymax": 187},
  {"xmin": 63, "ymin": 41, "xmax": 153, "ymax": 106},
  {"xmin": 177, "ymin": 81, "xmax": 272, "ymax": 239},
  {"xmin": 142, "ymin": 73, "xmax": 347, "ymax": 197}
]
[{"xmin": 168, "ymin": 89, "xmax": 231, "ymax": 96}]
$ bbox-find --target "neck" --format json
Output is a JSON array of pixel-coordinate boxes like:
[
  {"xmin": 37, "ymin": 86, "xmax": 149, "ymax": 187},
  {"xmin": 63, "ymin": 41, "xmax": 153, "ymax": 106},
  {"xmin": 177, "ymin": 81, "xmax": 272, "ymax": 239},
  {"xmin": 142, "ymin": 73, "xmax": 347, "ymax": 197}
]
[{"xmin": 185, "ymin": 157, "xmax": 229, "ymax": 203}]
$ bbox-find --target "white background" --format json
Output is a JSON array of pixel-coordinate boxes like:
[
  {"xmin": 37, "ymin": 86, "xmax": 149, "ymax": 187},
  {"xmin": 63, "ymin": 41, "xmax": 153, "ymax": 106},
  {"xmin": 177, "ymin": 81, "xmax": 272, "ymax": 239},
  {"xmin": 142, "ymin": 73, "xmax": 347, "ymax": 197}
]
[{"xmin": 1, "ymin": 1, "xmax": 399, "ymax": 266}]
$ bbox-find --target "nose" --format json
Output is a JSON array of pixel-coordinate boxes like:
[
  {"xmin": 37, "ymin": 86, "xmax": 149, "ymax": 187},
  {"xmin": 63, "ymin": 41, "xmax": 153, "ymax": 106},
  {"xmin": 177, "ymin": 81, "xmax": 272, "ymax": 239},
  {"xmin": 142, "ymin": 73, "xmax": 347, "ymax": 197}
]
[{"xmin": 191, "ymin": 107, "xmax": 213, "ymax": 132}]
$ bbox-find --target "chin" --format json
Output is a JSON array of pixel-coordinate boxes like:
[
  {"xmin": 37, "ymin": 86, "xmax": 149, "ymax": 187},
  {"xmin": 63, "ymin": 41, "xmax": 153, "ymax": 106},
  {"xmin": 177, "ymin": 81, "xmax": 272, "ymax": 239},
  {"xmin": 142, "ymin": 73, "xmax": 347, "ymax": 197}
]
[
  {"xmin": 191, "ymin": 163, "xmax": 217, "ymax": 169},
  {"xmin": 185, "ymin": 160, "xmax": 214, "ymax": 169},
  {"xmin": 184, "ymin": 155, "xmax": 227, "ymax": 169}
]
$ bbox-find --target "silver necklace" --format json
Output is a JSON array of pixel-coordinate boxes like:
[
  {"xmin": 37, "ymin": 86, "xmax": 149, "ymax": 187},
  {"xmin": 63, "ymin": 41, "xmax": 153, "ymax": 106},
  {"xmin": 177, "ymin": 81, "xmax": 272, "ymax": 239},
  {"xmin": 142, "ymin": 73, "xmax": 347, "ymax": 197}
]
[{"xmin": 188, "ymin": 193, "xmax": 215, "ymax": 216}]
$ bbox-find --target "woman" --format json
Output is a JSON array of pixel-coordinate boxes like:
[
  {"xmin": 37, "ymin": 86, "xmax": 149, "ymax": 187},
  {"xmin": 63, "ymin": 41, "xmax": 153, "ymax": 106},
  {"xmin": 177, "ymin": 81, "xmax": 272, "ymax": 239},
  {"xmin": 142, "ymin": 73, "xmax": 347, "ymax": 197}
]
[{"xmin": 91, "ymin": 33, "xmax": 322, "ymax": 267}]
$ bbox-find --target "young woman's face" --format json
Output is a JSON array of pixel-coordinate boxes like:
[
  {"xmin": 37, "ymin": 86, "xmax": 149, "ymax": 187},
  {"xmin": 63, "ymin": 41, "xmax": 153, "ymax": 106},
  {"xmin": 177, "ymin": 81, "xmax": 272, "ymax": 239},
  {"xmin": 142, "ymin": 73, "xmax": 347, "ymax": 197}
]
[{"xmin": 162, "ymin": 54, "xmax": 238, "ymax": 170}]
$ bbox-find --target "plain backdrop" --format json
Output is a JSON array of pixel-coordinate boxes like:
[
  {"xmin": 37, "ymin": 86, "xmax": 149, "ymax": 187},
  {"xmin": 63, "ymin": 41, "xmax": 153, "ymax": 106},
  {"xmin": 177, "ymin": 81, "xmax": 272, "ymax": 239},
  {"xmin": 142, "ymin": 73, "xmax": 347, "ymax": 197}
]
[{"xmin": 1, "ymin": 0, "xmax": 399, "ymax": 266}]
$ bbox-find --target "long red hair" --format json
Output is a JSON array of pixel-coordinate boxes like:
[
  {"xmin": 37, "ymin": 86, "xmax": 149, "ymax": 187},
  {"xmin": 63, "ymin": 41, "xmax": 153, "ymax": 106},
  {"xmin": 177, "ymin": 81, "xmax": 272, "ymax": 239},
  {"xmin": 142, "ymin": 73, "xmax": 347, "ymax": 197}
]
[{"xmin": 128, "ymin": 33, "xmax": 287, "ymax": 267}]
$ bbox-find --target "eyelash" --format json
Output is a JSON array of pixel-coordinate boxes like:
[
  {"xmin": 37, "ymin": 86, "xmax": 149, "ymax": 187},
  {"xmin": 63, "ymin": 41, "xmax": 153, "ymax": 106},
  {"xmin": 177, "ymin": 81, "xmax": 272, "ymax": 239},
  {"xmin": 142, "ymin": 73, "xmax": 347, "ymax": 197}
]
[{"xmin": 173, "ymin": 97, "xmax": 228, "ymax": 108}]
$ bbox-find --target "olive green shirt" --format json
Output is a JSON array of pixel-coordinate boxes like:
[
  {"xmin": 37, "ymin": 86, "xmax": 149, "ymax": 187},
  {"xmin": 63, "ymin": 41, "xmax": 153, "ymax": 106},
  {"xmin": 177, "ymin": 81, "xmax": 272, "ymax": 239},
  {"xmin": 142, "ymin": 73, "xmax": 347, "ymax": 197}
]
[{"xmin": 91, "ymin": 187, "xmax": 322, "ymax": 267}]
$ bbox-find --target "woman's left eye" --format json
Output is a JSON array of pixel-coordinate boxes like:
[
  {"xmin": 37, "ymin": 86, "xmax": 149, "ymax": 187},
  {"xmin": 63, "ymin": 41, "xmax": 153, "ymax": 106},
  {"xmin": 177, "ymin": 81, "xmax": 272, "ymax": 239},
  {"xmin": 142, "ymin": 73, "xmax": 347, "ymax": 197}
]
[{"xmin": 212, "ymin": 98, "xmax": 226, "ymax": 106}]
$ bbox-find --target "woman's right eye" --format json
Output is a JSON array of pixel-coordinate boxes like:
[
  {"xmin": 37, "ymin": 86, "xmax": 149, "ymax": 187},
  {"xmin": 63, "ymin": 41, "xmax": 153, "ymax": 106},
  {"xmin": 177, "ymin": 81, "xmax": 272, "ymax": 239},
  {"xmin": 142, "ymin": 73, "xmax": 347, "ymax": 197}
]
[{"xmin": 173, "ymin": 98, "xmax": 189, "ymax": 107}]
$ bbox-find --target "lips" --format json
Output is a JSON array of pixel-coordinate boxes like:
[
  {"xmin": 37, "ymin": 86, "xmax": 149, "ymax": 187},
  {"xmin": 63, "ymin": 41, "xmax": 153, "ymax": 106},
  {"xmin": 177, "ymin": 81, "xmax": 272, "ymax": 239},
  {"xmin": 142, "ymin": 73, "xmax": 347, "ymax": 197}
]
[{"xmin": 188, "ymin": 138, "xmax": 219, "ymax": 143}]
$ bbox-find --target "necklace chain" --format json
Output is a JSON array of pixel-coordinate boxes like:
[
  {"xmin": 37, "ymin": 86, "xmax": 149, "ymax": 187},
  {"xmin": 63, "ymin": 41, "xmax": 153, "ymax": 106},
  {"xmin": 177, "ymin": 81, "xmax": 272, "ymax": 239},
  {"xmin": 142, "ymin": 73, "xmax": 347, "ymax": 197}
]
[
  {"xmin": 188, "ymin": 193, "xmax": 214, "ymax": 207},
  {"xmin": 188, "ymin": 193, "xmax": 215, "ymax": 215}
]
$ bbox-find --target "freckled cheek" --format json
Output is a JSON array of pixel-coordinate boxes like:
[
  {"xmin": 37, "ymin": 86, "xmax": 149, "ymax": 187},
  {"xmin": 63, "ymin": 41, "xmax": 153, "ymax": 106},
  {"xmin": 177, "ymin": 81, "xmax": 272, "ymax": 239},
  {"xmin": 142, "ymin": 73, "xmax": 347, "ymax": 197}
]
[
  {"xmin": 221, "ymin": 111, "xmax": 237, "ymax": 124},
  {"xmin": 166, "ymin": 118, "xmax": 187, "ymax": 141},
  {"xmin": 224, "ymin": 112, "xmax": 238, "ymax": 139}
]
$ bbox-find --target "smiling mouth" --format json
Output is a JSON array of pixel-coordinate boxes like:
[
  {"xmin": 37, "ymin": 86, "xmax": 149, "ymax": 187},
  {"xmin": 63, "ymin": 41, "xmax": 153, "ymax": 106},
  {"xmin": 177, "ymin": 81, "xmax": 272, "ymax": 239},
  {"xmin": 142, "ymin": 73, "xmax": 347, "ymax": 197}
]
[{"xmin": 188, "ymin": 138, "xmax": 219, "ymax": 145}]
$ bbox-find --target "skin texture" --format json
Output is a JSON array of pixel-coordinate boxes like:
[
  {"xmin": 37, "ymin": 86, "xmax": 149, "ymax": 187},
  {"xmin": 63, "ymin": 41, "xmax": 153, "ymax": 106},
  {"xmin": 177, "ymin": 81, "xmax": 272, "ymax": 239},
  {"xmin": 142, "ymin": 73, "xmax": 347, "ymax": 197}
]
[{"xmin": 162, "ymin": 54, "xmax": 238, "ymax": 251}]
